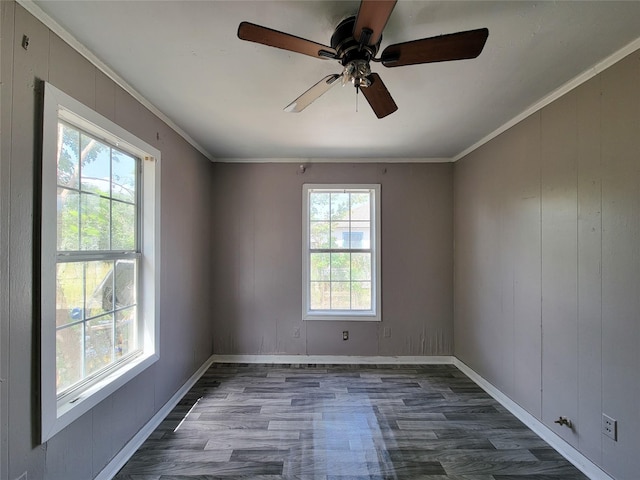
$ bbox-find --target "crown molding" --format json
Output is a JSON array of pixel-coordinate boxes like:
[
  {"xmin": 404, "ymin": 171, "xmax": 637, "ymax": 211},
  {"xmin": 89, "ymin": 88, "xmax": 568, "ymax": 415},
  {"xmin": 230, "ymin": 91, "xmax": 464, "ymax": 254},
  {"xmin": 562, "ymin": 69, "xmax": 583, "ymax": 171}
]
[
  {"xmin": 452, "ymin": 36, "xmax": 640, "ymax": 163},
  {"xmin": 16, "ymin": 0, "xmax": 215, "ymax": 162}
]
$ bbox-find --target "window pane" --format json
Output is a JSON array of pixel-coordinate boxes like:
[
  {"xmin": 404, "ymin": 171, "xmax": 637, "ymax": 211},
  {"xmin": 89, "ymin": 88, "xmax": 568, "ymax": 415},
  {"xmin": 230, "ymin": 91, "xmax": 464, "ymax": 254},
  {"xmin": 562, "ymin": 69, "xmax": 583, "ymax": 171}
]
[
  {"xmin": 85, "ymin": 260, "xmax": 115, "ymax": 318},
  {"xmin": 350, "ymin": 221, "xmax": 370, "ymax": 248},
  {"xmin": 80, "ymin": 193, "xmax": 110, "ymax": 250},
  {"xmin": 350, "ymin": 192, "xmax": 370, "ymax": 221},
  {"xmin": 331, "ymin": 253, "xmax": 350, "ymax": 281},
  {"xmin": 330, "ymin": 221, "xmax": 349, "ymax": 248},
  {"xmin": 351, "ymin": 253, "xmax": 371, "ymax": 281},
  {"xmin": 112, "ymin": 201, "xmax": 136, "ymax": 251},
  {"xmin": 116, "ymin": 306, "xmax": 136, "ymax": 358},
  {"xmin": 57, "ymin": 123, "xmax": 79, "ymax": 188},
  {"xmin": 80, "ymin": 135, "xmax": 110, "ymax": 195},
  {"xmin": 304, "ymin": 185, "xmax": 378, "ymax": 319},
  {"xmin": 114, "ymin": 260, "xmax": 136, "ymax": 308},
  {"xmin": 85, "ymin": 314, "xmax": 114, "ymax": 376},
  {"xmin": 111, "ymin": 150, "xmax": 136, "ymax": 203},
  {"xmin": 331, "ymin": 282, "xmax": 350, "ymax": 309},
  {"xmin": 309, "ymin": 192, "xmax": 330, "ymax": 220},
  {"xmin": 56, "ymin": 262, "xmax": 85, "ymax": 327},
  {"xmin": 330, "ymin": 193, "xmax": 349, "ymax": 220},
  {"xmin": 310, "ymin": 282, "xmax": 330, "ymax": 310},
  {"xmin": 310, "ymin": 253, "xmax": 330, "ymax": 281},
  {"xmin": 344, "ymin": 231, "xmax": 364, "ymax": 249},
  {"xmin": 57, "ymin": 188, "xmax": 79, "ymax": 251},
  {"xmin": 351, "ymin": 281, "xmax": 372, "ymax": 310},
  {"xmin": 310, "ymin": 221, "xmax": 330, "ymax": 249},
  {"xmin": 56, "ymin": 323, "xmax": 83, "ymax": 392}
]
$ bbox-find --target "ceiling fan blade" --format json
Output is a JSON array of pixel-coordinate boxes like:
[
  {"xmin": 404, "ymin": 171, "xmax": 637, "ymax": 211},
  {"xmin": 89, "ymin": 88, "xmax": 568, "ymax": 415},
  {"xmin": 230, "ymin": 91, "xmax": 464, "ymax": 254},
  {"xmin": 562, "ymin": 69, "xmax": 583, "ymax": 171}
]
[
  {"xmin": 361, "ymin": 73, "xmax": 397, "ymax": 119},
  {"xmin": 353, "ymin": 0, "xmax": 397, "ymax": 46},
  {"xmin": 284, "ymin": 74, "xmax": 342, "ymax": 113},
  {"xmin": 238, "ymin": 22, "xmax": 337, "ymax": 60},
  {"xmin": 381, "ymin": 28, "xmax": 489, "ymax": 67}
]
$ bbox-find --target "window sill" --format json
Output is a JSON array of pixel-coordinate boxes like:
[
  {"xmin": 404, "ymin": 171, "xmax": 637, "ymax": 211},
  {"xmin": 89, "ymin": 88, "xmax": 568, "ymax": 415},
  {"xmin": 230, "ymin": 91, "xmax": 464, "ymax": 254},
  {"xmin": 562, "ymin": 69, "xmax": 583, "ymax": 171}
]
[
  {"xmin": 304, "ymin": 312, "xmax": 381, "ymax": 322},
  {"xmin": 43, "ymin": 351, "xmax": 158, "ymax": 442}
]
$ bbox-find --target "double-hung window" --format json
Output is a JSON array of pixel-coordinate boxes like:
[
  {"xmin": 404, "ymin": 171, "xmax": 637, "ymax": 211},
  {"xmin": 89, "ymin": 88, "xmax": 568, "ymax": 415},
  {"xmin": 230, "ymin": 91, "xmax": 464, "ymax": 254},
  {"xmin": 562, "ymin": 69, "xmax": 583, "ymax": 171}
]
[
  {"xmin": 303, "ymin": 184, "xmax": 381, "ymax": 321},
  {"xmin": 41, "ymin": 83, "xmax": 160, "ymax": 441}
]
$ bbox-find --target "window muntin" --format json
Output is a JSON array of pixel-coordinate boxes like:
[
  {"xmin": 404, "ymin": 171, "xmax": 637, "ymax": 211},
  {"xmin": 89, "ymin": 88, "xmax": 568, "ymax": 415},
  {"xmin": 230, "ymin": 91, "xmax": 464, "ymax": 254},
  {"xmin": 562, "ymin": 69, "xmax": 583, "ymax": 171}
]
[
  {"xmin": 41, "ymin": 82, "xmax": 160, "ymax": 441},
  {"xmin": 303, "ymin": 185, "xmax": 381, "ymax": 321},
  {"xmin": 55, "ymin": 122, "xmax": 141, "ymax": 398}
]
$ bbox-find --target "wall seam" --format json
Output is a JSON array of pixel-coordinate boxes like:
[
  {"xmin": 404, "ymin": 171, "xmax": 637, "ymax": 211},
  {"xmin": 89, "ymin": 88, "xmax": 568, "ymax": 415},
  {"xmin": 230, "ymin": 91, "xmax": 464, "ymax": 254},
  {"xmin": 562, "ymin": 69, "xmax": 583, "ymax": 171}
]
[
  {"xmin": 575, "ymin": 91, "xmax": 580, "ymax": 439},
  {"xmin": 538, "ymin": 111, "xmax": 543, "ymax": 418},
  {"xmin": 0, "ymin": 3, "xmax": 16, "ymax": 478},
  {"xmin": 598, "ymin": 70, "xmax": 604, "ymax": 464}
]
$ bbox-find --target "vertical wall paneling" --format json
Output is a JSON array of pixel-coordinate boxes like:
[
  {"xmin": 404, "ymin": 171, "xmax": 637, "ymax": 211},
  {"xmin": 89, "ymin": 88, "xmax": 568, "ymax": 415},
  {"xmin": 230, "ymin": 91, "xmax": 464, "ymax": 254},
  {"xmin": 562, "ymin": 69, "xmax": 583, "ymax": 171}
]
[
  {"xmin": 9, "ymin": 6, "xmax": 50, "ymax": 478},
  {"xmin": 454, "ymin": 144, "xmax": 507, "ymax": 383},
  {"xmin": 3, "ymin": 4, "xmax": 214, "ymax": 479},
  {"xmin": 508, "ymin": 115, "xmax": 542, "ymax": 419},
  {"xmin": 211, "ymin": 163, "xmax": 453, "ymax": 357},
  {"xmin": 48, "ymin": 32, "xmax": 95, "ymax": 108},
  {"xmin": 453, "ymin": 153, "xmax": 482, "ymax": 372},
  {"xmin": 455, "ymin": 48, "xmax": 640, "ymax": 479},
  {"xmin": 575, "ymin": 75, "xmax": 603, "ymax": 464},
  {"xmin": 453, "ymin": 116, "xmax": 543, "ymax": 413},
  {"xmin": 379, "ymin": 164, "xmax": 453, "ymax": 356},
  {"xmin": 540, "ymin": 90, "xmax": 579, "ymax": 446},
  {"xmin": 94, "ymin": 70, "xmax": 116, "ymax": 122},
  {"xmin": 600, "ymin": 53, "xmax": 640, "ymax": 479},
  {"xmin": 0, "ymin": 2, "xmax": 16, "ymax": 478}
]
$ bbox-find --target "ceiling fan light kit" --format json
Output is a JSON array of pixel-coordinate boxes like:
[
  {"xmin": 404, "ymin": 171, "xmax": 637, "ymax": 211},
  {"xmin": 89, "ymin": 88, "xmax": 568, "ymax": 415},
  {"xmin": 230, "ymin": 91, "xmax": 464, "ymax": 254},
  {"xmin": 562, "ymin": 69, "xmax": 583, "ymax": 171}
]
[{"xmin": 237, "ymin": 0, "xmax": 488, "ymax": 119}]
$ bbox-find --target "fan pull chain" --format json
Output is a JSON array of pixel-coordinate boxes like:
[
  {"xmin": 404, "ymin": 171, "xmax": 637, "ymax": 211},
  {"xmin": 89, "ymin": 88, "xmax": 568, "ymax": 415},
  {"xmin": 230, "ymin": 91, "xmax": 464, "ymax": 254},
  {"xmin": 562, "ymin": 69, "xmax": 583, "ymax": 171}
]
[{"xmin": 355, "ymin": 84, "xmax": 359, "ymax": 113}]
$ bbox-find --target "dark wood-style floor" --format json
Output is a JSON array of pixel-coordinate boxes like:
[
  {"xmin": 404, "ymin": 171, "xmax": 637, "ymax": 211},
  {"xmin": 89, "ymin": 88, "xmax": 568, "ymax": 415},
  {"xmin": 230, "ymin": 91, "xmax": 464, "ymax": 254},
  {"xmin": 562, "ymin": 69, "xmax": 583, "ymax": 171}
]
[{"xmin": 114, "ymin": 363, "xmax": 588, "ymax": 480}]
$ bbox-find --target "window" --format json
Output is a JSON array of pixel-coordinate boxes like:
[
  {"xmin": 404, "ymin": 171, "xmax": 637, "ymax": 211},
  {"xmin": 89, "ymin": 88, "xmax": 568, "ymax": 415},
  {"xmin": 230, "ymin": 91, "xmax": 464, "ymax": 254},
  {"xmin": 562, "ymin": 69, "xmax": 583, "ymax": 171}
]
[
  {"xmin": 303, "ymin": 184, "xmax": 381, "ymax": 321},
  {"xmin": 41, "ymin": 83, "xmax": 160, "ymax": 441}
]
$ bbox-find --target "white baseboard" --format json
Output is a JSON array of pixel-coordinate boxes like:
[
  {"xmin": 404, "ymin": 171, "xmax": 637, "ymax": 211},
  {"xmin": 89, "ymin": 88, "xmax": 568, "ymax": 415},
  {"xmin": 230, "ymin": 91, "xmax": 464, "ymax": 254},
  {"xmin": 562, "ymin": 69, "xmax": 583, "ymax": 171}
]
[
  {"xmin": 94, "ymin": 354, "xmax": 216, "ymax": 480},
  {"xmin": 95, "ymin": 354, "xmax": 611, "ymax": 480},
  {"xmin": 453, "ymin": 358, "xmax": 613, "ymax": 480},
  {"xmin": 209, "ymin": 354, "xmax": 454, "ymax": 364}
]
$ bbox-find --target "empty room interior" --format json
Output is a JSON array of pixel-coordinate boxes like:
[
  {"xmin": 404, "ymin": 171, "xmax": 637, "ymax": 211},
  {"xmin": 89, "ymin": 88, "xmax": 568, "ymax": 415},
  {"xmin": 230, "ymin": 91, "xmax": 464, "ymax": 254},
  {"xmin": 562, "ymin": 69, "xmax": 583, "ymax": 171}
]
[{"xmin": 1, "ymin": 1, "xmax": 640, "ymax": 479}]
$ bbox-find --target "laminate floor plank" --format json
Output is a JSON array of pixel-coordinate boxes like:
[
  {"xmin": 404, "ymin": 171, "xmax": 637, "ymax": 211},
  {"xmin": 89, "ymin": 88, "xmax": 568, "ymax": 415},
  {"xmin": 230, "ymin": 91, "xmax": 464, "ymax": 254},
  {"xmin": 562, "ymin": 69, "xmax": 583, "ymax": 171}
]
[{"xmin": 114, "ymin": 364, "xmax": 588, "ymax": 480}]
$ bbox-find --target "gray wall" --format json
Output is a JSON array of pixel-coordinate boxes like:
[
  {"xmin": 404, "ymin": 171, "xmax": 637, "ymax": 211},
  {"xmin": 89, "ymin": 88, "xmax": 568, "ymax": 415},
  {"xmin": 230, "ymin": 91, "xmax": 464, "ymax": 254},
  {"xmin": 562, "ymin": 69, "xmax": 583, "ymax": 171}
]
[
  {"xmin": 211, "ymin": 162, "xmax": 453, "ymax": 356},
  {"xmin": 1, "ymin": 4, "xmax": 214, "ymax": 479},
  {"xmin": 5, "ymin": 1, "xmax": 638, "ymax": 479},
  {"xmin": 454, "ymin": 50, "xmax": 640, "ymax": 480}
]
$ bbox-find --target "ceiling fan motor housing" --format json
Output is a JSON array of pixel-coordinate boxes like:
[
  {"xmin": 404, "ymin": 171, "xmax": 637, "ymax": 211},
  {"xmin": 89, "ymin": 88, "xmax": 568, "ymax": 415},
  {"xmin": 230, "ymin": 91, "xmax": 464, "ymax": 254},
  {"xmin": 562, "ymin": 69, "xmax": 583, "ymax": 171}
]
[{"xmin": 331, "ymin": 16, "xmax": 381, "ymax": 66}]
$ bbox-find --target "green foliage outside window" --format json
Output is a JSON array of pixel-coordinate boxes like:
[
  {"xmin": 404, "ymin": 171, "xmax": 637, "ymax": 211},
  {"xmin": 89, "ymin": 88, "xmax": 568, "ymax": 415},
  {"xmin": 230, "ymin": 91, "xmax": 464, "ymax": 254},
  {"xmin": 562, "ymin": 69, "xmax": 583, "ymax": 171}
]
[
  {"xmin": 55, "ymin": 122, "xmax": 138, "ymax": 394},
  {"xmin": 308, "ymin": 189, "xmax": 373, "ymax": 311}
]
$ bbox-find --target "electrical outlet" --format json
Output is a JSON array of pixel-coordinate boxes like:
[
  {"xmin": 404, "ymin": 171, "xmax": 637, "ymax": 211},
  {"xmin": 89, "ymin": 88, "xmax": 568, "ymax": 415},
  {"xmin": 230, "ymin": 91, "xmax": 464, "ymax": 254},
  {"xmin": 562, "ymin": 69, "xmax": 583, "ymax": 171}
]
[
  {"xmin": 383, "ymin": 327, "xmax": 391, "ymax": 338},
  {"xmin": 343, "ymin": 330, "xmax": 349, "ymax": 341},
  {"xmin": 602, "ymin": 414, "xmax": 617, "ymax": 441},
  {"xmin": 293, "ymin": 327, "xmax": 300, "ymax": 338}
]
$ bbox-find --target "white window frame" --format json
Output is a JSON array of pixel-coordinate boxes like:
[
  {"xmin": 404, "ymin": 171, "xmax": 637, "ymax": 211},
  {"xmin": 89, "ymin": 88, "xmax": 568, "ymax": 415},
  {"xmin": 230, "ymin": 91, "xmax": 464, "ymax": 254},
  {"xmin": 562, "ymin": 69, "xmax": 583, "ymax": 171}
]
[
  {"xmin": 40, "ymin": 83, "xmax": 161, "ymax": 441},
  {"xmin": 302, "ymin": 184, "xmax": 381, "ymax": 321}
]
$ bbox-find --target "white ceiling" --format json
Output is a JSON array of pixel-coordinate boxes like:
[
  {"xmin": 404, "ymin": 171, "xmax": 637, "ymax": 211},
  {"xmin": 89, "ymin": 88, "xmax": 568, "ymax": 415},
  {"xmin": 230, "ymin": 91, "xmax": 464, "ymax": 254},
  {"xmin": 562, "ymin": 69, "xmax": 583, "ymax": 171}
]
[{"xmin": 31, "ymin": 1, "xmax": 640, "ymax": 161}]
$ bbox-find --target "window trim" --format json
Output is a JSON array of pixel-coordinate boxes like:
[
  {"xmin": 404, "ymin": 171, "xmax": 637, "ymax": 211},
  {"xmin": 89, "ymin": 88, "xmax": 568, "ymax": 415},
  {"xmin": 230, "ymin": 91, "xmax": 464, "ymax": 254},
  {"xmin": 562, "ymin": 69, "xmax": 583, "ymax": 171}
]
[
  {"xmin": 302, "ymin": 184, "xmax": 381, "ymax": 322},
  {"xmin": 41, "ymin": 82, "xmax": 161, "ymax": 441}
]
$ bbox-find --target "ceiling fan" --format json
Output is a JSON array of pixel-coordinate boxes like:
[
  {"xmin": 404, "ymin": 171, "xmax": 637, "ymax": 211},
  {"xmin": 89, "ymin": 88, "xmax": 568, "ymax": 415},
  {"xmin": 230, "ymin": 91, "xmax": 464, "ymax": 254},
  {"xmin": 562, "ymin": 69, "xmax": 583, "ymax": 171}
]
[{"xmin": 237, "ymin": 0, "xmax": 488, "ymax": 119}]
